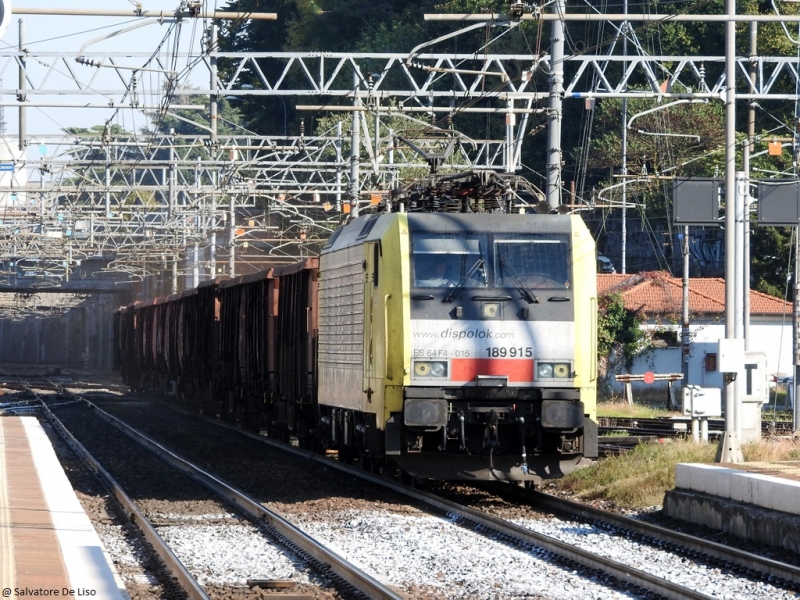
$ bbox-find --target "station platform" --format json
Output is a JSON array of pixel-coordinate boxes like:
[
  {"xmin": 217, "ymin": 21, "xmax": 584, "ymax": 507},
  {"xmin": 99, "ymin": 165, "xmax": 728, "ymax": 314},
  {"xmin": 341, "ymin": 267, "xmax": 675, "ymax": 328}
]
[
  {"xmin": 664, "ymin": 461, "xmax": 800, "ymax": 553},
  {"xmin": 0, "ymin": 416, "xmax": 128, "ymax": 599}
]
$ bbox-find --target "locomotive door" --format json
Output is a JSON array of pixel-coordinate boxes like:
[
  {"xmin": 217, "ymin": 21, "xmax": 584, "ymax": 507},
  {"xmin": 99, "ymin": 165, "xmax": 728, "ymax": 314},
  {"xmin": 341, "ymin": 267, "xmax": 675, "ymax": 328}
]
[{"xmin": 362, "ymin": 242, "xmax": 384, "ymax": 413}]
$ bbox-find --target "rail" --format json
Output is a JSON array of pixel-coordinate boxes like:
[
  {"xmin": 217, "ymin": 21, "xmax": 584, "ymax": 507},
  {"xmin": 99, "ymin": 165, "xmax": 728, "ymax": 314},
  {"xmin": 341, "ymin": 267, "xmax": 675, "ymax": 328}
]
[
  {"xmin": 72, "ymin": 395, "xmax": 405, "ymax": 600},
  {"xmin": 500, "ymin": 484, "xmax": 800, "ymax": 588},
  {"xmin": 34, "ymin": 395, "xmax": 211, "ymax": 600},
  {"xmin": 160, "ymin": 400, "xmax": 721, "ymax": 600}
]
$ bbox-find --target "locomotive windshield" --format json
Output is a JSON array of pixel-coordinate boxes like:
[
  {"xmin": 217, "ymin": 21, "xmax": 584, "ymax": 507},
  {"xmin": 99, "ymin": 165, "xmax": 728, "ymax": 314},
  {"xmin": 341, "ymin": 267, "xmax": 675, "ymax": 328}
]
[
  {"xmin": 494, "ymin": 234, "xmax": 571, "ymax": 289},
  {"xmin": 411, "ymin": 233, "xmax": 488, "ymax": 288}
]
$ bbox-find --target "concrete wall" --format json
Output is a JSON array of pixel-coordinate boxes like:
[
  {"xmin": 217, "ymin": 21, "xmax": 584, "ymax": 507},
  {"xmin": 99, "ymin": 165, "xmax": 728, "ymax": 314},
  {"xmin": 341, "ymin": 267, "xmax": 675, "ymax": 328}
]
[
  {"xmin": 665, "ymin": 463, "xmax": 800, "ymax": 552},
  {"xmin": 0, "ymin": 296, "xmax": 116, "ymax": 372}
]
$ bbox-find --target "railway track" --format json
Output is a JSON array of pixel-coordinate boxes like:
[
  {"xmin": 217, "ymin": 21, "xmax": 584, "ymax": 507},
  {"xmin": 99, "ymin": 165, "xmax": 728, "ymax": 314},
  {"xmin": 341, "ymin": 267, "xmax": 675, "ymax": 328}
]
[
  {"xmin": 25, "ymin": 387, "xmax": 399, "ymax": 600},
  {"xmin": 23, "ymin": 384, "xmax": 799, "ymax": 600},
  {"xmin": 473, "ymin": 482, "xmax": 800, "ymax": 588},
  {"xmin": 596, "ymin": 416, "xmax": 796, "ymax": 455},
  {"xmin": 598, "ymin": 416, "xmax": 795, "ymax": 437}
]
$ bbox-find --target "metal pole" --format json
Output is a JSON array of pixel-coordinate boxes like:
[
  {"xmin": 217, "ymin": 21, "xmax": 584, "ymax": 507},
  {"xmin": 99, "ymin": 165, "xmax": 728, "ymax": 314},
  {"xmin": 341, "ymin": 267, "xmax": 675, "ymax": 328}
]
[
  {"xmin": 336, "ymin": 120, "xmax": 343, "ymax": 211},
  {"xmin": 228, "ymin": 196, "xmax": 235, "ymax": 276},
  {"xmin": 350, "ymin": 70, "xmax": 361, "ymax": 217},
  {"xmin": 13, "ymin": 8, "xmax": 278, "ymax": 19},
  {"xmin": 66, "ymin": 241, "xmax": 72, "ymax": 283},
  {"xmin": 794, "ymin": 231, "xmax": 800, "ymax": 434},
  {"xmin": 744, "ymin": 22, "xmax": 756, "ymax": 349},
  {"xmin": 734, "ymin": 171, "xmax": 746, "ymax": 441},
  {"xmin": 682, "ymin": 226, "xmax": 690, "ymax": 393},
  {"xmin": 545, "ymin": 0, "xmax": 565, "ymax": 210},
  {"xmin": 18, "ymin": 19, "xmax": 25, "ymax": 152},
  {"xmin": 192, "ymin": 242, "xmax": 199, "ymax": 288},
  {"xmin": 718, "ymin": 0, "xmax": 743, "ymax": 462},
  {"xmin": 209, "ymin": 25, "xmax": 218, "ymax": 148},
  {"xmin": 210, "ymin": 166, "xmax": 218, "ymax": 275},
  {"xmin": 168, "ymin": 146, "xmax": 176, "ymax": 214},
  {"xmin": 621, "ymin": 105, "xmax": 627, "ymax": 274},
  {"xmin": 210, "ymin": 231, "xmax": 217, "ymax": 279},
  {"xmin": 171, "ymin": 256, "xmax": 178, "ymax": 295},
  {"xmin": 105, "ymin": 151, "xmax": 111, "ymax": 218},
  {"xmin": 621, "ymin": 1, "xmax": 628, "ymax": 274},
  {"xmin": 505, "ymin": 98, "xmax": 515, "ymax": 173}
]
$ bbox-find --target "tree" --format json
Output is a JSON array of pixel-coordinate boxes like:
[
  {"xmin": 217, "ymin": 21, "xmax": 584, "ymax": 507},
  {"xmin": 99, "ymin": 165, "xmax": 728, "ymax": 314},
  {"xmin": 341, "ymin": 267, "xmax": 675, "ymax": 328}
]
[
  {"xmin": 750, "ymin": 226, "xmax": 793, "ymax": 298},
  {"xmin": 147, "ymin": 90, "xmax": 244, "ymax": 137},
  {"xmin": 598, "ymin": 293, "xmax": 646, "ymax": 369}
]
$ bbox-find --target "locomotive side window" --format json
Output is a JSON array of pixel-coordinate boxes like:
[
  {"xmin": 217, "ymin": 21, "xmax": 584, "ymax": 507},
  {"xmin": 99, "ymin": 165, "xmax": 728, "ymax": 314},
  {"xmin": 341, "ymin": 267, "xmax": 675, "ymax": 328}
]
[
  {"xmin": 494, "ymin": 235, "xmax": 571, "ymax": 289},
  {"xmin": 411, "ymin": 233, "xmax": 488, "ymax": 288}
]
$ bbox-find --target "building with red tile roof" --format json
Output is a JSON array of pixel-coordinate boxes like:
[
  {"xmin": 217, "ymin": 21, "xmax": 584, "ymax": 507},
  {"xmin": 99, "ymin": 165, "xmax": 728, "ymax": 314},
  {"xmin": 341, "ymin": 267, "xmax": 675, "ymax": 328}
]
[
  {"xmin": 598, "ymin": 272, "xmax": 792, "ymax": 317},
  {"xmin": 597, "ymin": 271, "xmax": 792, "ymax": 402}
]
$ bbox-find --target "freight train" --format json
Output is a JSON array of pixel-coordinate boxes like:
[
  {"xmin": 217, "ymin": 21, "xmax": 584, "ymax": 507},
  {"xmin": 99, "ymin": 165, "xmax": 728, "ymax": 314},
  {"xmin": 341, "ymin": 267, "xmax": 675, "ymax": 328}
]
[{"xmin": 115, "ymin": 173, "xmax": 598, "ymax": 482}]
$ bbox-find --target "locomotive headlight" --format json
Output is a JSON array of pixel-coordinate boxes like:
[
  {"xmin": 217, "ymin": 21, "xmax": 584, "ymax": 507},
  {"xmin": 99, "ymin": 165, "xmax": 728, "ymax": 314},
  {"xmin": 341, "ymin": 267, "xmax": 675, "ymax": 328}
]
[
  {"xmin": 536, "ymin": 361, "xmax": 573, "ymax": 380},
  {"xmin": 413, "ymin": 360, "xmax": 448, "ymax": 379},
  {"xmin": 482, "ymin": 302, "xmax": 501, "ymax": 319},
  {"xmin": 430, "ymin": 361, "xmax": 447, "ymax": 377},
  {"xmin": 553, "ymin": 363, "xmax": 570, "ymax": 378}
]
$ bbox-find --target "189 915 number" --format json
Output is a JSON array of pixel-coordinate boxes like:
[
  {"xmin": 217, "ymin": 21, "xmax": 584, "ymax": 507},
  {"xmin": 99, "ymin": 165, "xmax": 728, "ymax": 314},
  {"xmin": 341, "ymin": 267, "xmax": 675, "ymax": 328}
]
[{"xmin": 486, "ymin": 347, "xmax": 532, "ymax": 358}]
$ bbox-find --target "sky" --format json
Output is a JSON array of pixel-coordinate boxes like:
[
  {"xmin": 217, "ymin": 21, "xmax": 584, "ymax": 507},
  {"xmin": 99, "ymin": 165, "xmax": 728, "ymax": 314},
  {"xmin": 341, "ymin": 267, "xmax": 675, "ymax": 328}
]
[{"xmin": 3, "ymin": 1, "xmax": 220, "ymax": 139}]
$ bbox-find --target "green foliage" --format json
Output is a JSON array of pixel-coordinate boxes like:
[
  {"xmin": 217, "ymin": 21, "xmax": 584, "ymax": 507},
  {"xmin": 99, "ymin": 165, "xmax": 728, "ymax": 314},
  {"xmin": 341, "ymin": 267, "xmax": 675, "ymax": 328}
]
[
  {"xmin": 749, "ymin": 226, "xmax": 793, "ymax": 299},
  {"xmin": 554, "ymin": 439, "xmax": 718, "ymax": 509},
  {"xmin": 598, "ymin": 293, "xmax": 646, "ymax": 368},
  {"xmin": 581, "ymin": 90, "xmax": 725, "ymax": 178},
  {"xmin": 147, "ymin": 90, "xmax": 244, "ymax": 137},
  {"xmin": 215, "ymin": 0, "xmax": 800, "ymax": 294},
  {"xmin": 597, "ymin": 401, "xmax": 677, "ymax": 419}
]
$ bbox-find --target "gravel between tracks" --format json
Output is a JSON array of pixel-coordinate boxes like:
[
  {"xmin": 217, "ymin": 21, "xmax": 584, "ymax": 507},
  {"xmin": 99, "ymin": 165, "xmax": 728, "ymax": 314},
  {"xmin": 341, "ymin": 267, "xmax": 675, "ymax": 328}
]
[
  {"xmin": 46, "ymin": 398, "xmax": 340, "ymax": 600},
  {"xmin": 67, "ymin": 392, "xmax": 800, "ymax": 600},
  {"xmin": 77, "ymin": 394, "xmax": 656, "ymax": 600},
  {"xmin": 39, "ymin": 417, "xmax": 171, "ymax": 600}
]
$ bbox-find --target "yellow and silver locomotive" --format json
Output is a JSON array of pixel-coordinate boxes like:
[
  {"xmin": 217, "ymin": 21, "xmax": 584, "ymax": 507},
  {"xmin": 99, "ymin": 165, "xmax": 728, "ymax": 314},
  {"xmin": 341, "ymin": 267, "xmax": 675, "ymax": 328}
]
[
  {"xmin": 115, "ymin": 171, "xmax": 598, "ymax": 483},
  {"xmin": 317, "ymin": 209, "xmax": 598, "ymax": 482}
]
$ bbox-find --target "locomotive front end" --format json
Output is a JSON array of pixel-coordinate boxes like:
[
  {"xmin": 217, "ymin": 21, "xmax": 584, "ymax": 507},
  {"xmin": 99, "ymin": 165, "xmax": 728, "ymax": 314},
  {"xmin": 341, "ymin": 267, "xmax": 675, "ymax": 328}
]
[{"xmin": 390, "ymin": 213, "xmax": 598, "ymax": 482}]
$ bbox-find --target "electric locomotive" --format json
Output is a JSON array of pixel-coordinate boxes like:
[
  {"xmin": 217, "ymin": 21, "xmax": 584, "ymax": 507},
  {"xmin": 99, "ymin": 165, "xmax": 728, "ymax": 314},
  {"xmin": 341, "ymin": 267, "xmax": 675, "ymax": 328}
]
[
  {"xmin": 114, "ymin": 170, "xmax": 599, "ymax": 483},
  {"xmin": 316, "ymin": 209, "xmax": 598, "ymax": 482}
]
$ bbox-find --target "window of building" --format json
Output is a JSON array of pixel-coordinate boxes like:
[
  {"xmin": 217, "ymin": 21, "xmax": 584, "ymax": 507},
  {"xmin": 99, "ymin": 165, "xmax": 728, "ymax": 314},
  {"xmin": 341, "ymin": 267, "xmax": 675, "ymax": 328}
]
[{"xmin": 651, "ymin": 330, "xmax": 679, "ymax": 348}]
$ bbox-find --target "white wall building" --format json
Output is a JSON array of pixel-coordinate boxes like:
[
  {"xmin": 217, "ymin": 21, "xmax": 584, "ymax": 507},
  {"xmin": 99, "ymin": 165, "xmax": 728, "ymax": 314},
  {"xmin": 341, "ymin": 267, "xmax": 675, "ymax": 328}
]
[{"xmin": 598, "ymin": 272, "xmax": 793, "ymax": 395}]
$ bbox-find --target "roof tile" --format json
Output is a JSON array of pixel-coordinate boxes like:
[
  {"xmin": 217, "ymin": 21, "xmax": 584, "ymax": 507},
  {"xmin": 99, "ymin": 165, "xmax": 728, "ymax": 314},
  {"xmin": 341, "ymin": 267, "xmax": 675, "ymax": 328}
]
[{"xmin": 597, "ymin": 271, "xmax": 791, "ymax": 316}]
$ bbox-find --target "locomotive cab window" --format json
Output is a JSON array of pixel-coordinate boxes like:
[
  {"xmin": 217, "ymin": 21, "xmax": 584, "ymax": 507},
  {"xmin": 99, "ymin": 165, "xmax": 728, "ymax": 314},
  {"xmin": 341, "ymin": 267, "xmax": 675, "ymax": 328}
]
[
  {"xmin": 494, "ymin": 235, "xmax": 571, "ymax": 289},
  {"xmin": 411, "ymin": 233, "xmax": 487, "ymax": 288}
]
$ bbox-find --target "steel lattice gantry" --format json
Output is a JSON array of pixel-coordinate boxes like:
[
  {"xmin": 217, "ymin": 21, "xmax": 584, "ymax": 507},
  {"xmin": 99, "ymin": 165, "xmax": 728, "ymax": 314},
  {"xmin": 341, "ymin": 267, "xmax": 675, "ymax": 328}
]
[{"xmin": 0, "ymin": 20, "xmax": 798, "ymax": 287}]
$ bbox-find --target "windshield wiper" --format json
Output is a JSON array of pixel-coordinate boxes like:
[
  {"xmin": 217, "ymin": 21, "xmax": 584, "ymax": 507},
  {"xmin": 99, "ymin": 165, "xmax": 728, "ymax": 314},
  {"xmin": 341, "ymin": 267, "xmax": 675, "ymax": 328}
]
[
  {"xmin": 444, "ymin": 258, "xmax": 484, "ymax": 303},
  {"xmin": 499, "ymin": 258, "xmax": 539, "ymax": 304}
]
